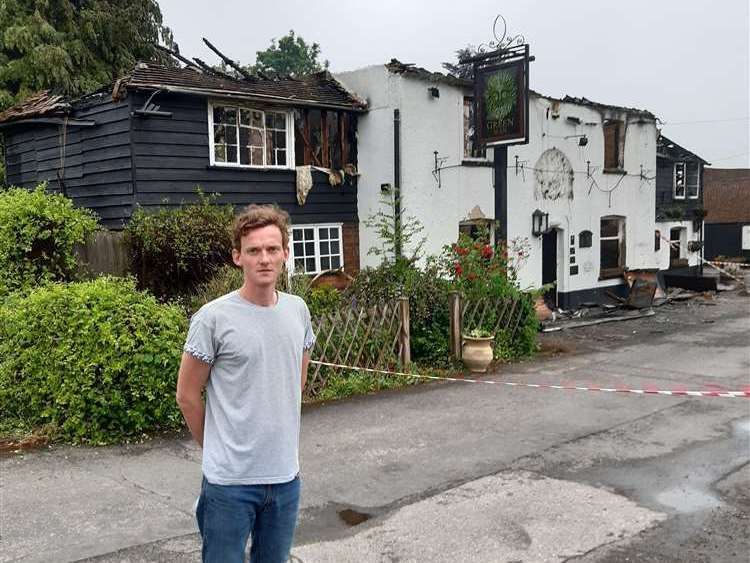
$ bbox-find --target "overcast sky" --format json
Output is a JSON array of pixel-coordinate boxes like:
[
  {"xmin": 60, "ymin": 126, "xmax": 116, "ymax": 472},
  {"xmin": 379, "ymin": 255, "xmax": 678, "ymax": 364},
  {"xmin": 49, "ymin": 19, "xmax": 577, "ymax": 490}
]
[{"xmin": 159, "ymin": 0, "xmax": 749, "ymax": 168}]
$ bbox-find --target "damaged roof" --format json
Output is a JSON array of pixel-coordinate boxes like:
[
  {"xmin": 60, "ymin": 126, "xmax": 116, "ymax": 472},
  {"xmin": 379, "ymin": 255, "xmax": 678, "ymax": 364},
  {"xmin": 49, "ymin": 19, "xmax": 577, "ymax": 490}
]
[
  {"xmin": 0, "ymin": 91, "xmax": 71, "ymax": 124},
  {"xmin": 385, "ymin": 59, "xmax": 472, "ymax": 88},
  {"xmin": 124, "ymin": 63, "xmax": 367, "ymax": 111},
  {"xmin": 531, "ymin": 90, "xmax": 657, "ymax": 120},
  {"xmin": 703, "ymin": 168, "xmax": 750, "ymax": 224},
  {"xmin": 657, "ymin": 134, "xmax": 710, "ymax": 164},
  {"xmin": 0, "ymin": 62, "xmax": 367, "ymax": 125}
]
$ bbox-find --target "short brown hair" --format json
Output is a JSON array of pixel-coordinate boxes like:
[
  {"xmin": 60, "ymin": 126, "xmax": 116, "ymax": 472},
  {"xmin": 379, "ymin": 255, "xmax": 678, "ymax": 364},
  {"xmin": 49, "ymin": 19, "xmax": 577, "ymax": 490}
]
[{"xmin": 232, "ymin": 204, "xmax": 291, "ymax": 250}]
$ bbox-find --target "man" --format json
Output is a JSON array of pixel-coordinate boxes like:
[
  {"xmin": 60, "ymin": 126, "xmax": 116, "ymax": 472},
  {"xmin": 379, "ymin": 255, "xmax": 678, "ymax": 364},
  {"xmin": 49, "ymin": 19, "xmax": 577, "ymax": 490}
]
[{"xmin": 176, "ymin": 204, "xmax": 315, "ymax": 563}]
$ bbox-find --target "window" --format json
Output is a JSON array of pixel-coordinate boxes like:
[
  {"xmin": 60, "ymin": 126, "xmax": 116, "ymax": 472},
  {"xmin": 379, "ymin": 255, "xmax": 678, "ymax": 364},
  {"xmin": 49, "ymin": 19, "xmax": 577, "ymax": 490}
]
[
  {"xmin": 463, "ymin": 97, "xmax": 486, "ymax": 159},
  {"xmin": 291, "ymin": 225, "xmax": 343, "ymax": 274},
  {"xmin": 600, "ymin": 216, "xmax": 626, "ymax": 278},
  {"xmin": 686, "ymin": 162, "xmax": 700, "ymax": 199},
  {"xmin": 459, "ymin": 219, "xmax": 494, "ymax": 244},
  {"xmin": 209, "ymin": 103, "xmax": 293, "ymax": 168},
  {"xmin": 673, "ymin": 162, "xmax": 686, "ymax": 199},
  {"xmin": 294, "ymin": 109, "xmax": 356, "ymax": 168},
  {"xmin": 603, "ymin": 120, "xmax": 624, "ymax": 171},
  {"xmin": 654, "ymin": 230, "xmax": 661, "ymax": 252}
]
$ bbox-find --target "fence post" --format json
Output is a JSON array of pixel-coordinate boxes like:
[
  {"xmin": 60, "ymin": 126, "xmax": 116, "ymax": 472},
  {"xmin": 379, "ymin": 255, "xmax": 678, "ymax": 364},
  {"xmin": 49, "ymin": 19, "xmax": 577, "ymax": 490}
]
[
  {"xmin": 449, "ymin": 291, "xmax": 463, "ymax": 360},
  {"xmin": 398, "ymin": 297, "xmax": 411, "ymax": 367}
]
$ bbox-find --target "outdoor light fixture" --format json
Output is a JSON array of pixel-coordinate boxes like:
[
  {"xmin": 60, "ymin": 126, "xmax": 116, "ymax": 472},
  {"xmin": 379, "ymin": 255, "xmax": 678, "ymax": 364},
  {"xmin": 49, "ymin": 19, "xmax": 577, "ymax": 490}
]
[
  {"xmin": 532, "ymin": 209, "xmax": 549, "ymax": 237},
  {"xmin": 578, "ymin": 135, "xmax": 588, "ymax": 147},
  {"xmin": 428, "ymin": 87, "xmax": 440, "ymax": 98}
]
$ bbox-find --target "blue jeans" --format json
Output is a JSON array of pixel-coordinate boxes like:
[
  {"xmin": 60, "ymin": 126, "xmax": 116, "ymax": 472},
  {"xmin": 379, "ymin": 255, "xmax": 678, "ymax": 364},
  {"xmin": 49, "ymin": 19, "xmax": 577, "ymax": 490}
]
[{"xmin": 196, "ymin": 475, "xmax": 301, "ymax": 563}]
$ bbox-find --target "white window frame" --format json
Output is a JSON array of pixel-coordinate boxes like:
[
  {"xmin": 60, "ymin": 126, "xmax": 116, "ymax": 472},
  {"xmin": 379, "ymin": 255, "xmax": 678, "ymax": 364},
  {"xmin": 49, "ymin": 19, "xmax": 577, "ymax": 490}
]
[
  {"xmin": 599, "ymin": 216, "xmax": 626, "ymax": 277},
  {"xmin": 288, "ymin": 223, "xmax": 344, "ymax": 275},
  {"xmin": 207, "ymin": 100, "xmax": 295, "ymax": 169},
  {"xmin": 673, "ymin": 162, "xmax": 686, "ymax": 199},
  {"xmin": 687, "ymin": 163, "xmax": 700, "ymax": 199}
]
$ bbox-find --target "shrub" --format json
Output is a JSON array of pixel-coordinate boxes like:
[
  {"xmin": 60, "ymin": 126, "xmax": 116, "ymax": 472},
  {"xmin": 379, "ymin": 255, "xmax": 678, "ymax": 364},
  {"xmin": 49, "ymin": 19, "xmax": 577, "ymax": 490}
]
[
  {"xmin": 345, "ymin": 258, "xmax": 453, "ymax": 366},
  {"xmin": 0, "ymin": 185, "xmax": 99, "ymax": 296},
  {"xmin": 307, "ymin": 284, "xmax": 343, "ymax": 317},
  {"xmin": 442, "ymin": 232, "xmax": 538, "ymax": 360},
  {"xmin": 0, "ymin": 277, "xmax": 187, "ymax": 444},
  {"xmin": 188, "ymin": 263, "xmax": 244, "ymax": 314},
  {"xmin": 124, "ymin": 192, "xmax": 234, "ymax": 299}
]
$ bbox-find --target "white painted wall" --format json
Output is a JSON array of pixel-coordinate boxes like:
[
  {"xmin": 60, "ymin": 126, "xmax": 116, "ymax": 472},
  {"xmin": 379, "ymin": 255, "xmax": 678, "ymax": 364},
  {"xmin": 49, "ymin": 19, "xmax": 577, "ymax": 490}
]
[
  {"xmin": 337, "ymin": 67, "xmax": 661, "ymax": 300},
  {"xmin": 507, "ymin": 94, "xmax": 659, "ymax": 294},
  {"xmin": 655, "ymin": 220, "xmax": 702, "ymax": 269},
  {"xmin": 336, "ymin": 66, "xmax": 494, "ymax": 268}
]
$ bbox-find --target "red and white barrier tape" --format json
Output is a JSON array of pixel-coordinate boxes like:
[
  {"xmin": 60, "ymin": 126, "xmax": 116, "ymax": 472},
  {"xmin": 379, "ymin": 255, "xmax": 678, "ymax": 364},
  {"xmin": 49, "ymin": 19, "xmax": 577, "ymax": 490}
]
[{"xmin": 310, "ymin": 360, "xmax": 750, "ymax": 399}]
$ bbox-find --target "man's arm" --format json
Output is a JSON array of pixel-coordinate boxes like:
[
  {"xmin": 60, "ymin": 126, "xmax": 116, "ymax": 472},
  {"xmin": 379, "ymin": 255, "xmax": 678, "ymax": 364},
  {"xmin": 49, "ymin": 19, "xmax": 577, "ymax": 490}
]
[
  {"xmin": 176, "ymin": 352, "xmax": 211, "ymax": 448},
  {"xmin": 301, "ymin": 351, "xmax": 311, "ymax": 392}
]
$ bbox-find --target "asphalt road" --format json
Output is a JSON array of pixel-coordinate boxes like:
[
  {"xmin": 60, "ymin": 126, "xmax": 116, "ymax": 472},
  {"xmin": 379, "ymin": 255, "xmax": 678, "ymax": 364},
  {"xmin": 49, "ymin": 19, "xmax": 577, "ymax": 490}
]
[{"xmin": 1, "ymin": 291, "xmax": 748, "ymax": 562}]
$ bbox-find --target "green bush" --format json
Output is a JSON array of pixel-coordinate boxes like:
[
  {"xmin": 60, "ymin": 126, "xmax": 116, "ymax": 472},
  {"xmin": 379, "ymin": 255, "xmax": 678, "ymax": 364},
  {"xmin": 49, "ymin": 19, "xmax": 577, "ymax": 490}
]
[
  {"xmin": 0, "ymin": 277, "xmax": 187, "ymax": 444},
  {"xmin": 0, "ymin": 185, "xmax": 98, "ymax": 296},
  {"xmin": 124, "ymin": 192, "xmax": 234, "ymax": 299},
  {"xmin": 345, "ymin": 258, "xmax": 453, "ymax": 366},
  {"xmin": 188, "ymin": 263, "xmax": 244, "ymax": 314},
  {"xmin": 307, "ymin": 284, "xmax": 343, "ymax": 317}
]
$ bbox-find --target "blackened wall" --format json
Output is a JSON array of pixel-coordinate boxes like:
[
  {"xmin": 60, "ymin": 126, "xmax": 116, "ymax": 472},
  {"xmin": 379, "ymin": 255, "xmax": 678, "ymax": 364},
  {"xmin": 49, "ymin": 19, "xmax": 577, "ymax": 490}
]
[
  {"xmin": 3, "ymin": 94, "xmax": 134, "ymax": 228},
  {"xmin": 655, "ymin": 156, "xmax": 704, "ymax": 221},
  {"xmin": 704, "ymin": 223, "xmax": 750, "ymax": 261},
  {"xmin": 129, "ymin": 91, "xmax": 358, "ymax": 226}
]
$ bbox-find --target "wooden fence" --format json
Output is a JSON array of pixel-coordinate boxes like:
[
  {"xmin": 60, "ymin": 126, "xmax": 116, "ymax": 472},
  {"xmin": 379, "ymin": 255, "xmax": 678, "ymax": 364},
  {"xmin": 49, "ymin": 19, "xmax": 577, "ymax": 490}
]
[
  {"xmin": 306, "ymin": 297, "xmax": 410, "ymax": 398},
  {"xmin": 449, "ymin": 292, "xmax": 530, "ymax": 359}
]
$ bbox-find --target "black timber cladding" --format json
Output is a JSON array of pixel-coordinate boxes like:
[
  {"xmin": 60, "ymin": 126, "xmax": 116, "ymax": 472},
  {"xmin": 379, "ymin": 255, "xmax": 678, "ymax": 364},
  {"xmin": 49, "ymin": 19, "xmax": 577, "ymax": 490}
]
[
  {"xmin": 655, "ymin": 135, "xmax": 708, "ymax": 222},
  {"xmin": 3, "ymin": 94, "xmax": 134, "ymax": 228},
  {"xmin": 130, "ymin": 91, "xmax": 357, "ymax": 224}
]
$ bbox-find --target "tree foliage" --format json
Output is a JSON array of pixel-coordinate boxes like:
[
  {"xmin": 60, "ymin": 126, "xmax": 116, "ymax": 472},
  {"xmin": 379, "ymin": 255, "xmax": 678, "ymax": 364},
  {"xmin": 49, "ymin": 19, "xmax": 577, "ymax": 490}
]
[
  {"xmin": 442, "ymin": 44, "xmax": 478, "ymax": 81},
  {"xmin": 0, "ymin": 0, "xmax": 175, "ymax": 111},
  {"xmin": 253, "ymin": 30, "xmax": 328, "ymax": 77}
]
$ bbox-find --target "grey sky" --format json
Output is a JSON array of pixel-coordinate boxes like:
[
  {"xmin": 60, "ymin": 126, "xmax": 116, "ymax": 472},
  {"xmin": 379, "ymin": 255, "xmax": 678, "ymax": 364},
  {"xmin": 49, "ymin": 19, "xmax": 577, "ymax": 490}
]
[{"xmin": 159, "ymin": 0, "xmax": 749, "ymax": 168}]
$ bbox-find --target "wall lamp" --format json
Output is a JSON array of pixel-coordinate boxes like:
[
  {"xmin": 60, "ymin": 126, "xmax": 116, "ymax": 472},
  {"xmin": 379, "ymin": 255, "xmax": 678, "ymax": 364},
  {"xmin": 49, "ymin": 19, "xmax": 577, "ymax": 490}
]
[
  {"xmin": 532, "ymin": 209, "xmax": 549, "ymax": 237},
  {"xmin": 564, "ymin": 133, "xmax": 588, "ymax": 146},
  {"xmin": 428, "ymin": 87, "xmax": 440, "ymax": 98}
]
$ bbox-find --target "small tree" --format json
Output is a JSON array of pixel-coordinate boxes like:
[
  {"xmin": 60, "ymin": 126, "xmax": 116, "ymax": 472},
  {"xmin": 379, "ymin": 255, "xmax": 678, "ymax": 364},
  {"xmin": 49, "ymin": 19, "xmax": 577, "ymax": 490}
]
[
  {"xmin": 364, "ymin": 193, "xmax": 426, "ymax": 266},
  {"xmin": 253, "ymin": 30, "xmax": 329, "ymax": 77},
  {"xmin": 442, "ymin": 45, "xmax": 479, "ymax": 80}
]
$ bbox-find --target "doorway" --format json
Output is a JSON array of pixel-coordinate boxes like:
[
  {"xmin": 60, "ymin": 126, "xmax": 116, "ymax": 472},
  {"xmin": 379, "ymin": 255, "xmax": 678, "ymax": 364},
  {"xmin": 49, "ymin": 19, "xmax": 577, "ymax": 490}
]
[{"xmin": 542, "ymin": 229, "xmax": 558, "ymax": 308}]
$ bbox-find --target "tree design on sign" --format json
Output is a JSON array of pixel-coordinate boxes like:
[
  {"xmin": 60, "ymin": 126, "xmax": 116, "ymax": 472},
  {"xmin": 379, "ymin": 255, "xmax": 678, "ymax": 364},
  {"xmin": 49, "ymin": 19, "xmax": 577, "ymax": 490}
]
[
  {"xmin": 484, "ymin": 70, "xmax": 517, "ymax": 124},
  {"xmin": 534, "ymin": 148, "xmax": 574, "ymax": 201}
]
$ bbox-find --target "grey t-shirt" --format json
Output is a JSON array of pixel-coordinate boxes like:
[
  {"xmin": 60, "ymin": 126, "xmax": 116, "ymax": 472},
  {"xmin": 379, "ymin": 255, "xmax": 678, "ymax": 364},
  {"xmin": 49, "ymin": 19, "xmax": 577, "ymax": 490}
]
[{"xmin": 184, "ymin": 290, "xmax": 315, "ymax": 485}]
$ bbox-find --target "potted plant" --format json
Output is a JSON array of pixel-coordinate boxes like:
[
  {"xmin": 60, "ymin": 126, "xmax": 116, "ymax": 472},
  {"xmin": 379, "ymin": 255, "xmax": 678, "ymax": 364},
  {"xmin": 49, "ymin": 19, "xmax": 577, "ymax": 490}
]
[{"xmin": 462, "ymin": 328, "xmax": 495, "ymax": 373}]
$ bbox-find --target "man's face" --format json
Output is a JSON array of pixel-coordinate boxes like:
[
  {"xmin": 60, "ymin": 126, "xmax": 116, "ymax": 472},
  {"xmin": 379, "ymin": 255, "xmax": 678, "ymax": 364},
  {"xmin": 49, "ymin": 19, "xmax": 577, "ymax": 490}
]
[{"xmin": 232, "ymin": 225, "xmax": 289, "ymax": 289}]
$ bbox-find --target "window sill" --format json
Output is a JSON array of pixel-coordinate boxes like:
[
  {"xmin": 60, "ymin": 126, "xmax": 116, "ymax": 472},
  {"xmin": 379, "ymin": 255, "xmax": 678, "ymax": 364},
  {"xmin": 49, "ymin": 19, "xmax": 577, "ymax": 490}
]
[
  {"xmin": 206, "ymin": 164, "xmax": 294, "ymax": 172},
  {"xmin": 599, "ymin": 268, "xmax": 624, "ymax": 280},
  {"xmin": 461, "ymin": 159, "xmax": 493, "ymax": 168},
  {"xmin": 602, "ymin": 168, "xmax": 626, "ymax": 175}
]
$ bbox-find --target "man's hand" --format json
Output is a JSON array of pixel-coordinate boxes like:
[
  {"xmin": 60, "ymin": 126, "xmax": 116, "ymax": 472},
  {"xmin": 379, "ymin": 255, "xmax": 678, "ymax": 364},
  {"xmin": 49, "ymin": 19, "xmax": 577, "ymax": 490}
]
[
  {"xmin": 176, "ymin": 352, "xmax": 211, "ymax": 447},
  {"xmin": 301, "ymin": 351, "xmax": 311, "ymax": 392}
]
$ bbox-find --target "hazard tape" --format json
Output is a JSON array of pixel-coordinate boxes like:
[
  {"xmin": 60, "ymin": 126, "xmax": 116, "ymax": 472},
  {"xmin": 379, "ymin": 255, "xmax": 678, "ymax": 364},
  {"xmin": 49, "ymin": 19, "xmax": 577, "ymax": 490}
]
[{"xmin": 310, "ymin": 360, "xmax": 750, "ymax": 399}]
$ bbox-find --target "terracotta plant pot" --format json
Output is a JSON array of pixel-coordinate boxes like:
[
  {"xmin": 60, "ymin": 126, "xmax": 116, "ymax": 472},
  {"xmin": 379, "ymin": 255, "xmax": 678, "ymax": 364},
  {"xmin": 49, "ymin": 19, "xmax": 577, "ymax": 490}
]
[
  {"xmin": 534, "ymin": 295, "xmax": 553, "ymax": 322},
  {"xmin": 462, "ymin": 335, "xmax": 494, "ymax": 373}
]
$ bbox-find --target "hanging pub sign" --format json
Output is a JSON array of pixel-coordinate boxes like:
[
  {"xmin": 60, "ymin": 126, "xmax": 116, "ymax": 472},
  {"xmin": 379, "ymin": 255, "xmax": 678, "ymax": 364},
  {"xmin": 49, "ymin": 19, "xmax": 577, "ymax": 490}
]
[{"xmin": 474, "ymin": 46, "xmax": 529, "ymax": 147}]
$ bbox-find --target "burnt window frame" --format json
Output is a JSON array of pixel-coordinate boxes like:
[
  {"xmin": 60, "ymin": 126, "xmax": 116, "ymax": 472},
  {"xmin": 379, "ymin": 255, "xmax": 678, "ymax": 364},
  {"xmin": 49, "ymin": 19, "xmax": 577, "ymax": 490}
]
[
  {"xmin": 603, "ymin": 119, "xmax": 625, "ymax": 172},
  {"xmin": 294, "ymin": 109, "xmax": 357, "ymax": 169}
]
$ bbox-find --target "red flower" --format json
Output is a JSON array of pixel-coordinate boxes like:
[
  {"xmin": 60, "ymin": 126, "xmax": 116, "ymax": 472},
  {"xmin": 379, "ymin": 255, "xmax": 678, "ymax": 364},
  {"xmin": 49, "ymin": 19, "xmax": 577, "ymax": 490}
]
[
  {"xmin": 481, "ymin": 245, "xmax": 493, "ymax": 259},
  {"xmin": 454, "ymin": 262, "xmax": 464, "ymax": 276}
]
